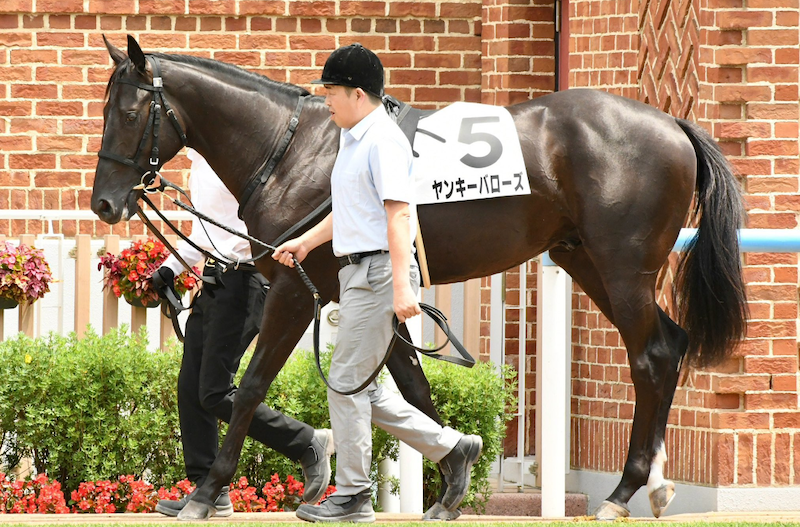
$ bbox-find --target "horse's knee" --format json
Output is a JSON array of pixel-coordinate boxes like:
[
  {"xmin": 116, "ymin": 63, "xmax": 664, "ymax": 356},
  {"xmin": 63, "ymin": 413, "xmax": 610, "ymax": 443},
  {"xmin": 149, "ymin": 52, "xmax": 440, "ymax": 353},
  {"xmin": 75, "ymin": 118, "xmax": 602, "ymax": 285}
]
[{"xmin": 232, "ymin": 384, "xmax": 265, "ymax": 411}]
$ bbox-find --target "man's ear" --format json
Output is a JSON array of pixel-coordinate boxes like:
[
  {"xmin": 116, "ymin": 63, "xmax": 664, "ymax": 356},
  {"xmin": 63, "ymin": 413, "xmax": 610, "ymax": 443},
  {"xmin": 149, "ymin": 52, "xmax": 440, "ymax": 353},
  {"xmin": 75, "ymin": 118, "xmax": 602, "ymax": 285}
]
[
  {"xmin": 103, "ymin": 34, "xmax": 127, "ymax": 65},
  {"xmin": 127, "ymin": 34, "xmax": 147, "ymax": 73}
]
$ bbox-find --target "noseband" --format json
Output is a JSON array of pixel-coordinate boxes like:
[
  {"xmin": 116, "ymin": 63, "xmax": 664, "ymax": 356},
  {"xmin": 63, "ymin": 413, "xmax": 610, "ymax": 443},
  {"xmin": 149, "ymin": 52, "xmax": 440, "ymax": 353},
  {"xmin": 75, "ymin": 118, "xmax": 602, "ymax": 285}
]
[{"xmin": 98, "ymin": 55, "xmax": 188, "ymax": 192}]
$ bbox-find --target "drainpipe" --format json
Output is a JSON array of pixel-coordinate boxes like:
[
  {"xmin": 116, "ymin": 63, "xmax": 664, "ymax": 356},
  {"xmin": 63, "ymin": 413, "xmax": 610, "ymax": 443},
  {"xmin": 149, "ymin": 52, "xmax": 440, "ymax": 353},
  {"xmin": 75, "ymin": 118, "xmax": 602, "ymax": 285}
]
[{"xmin": 554, "ymin": 0, "xmax": 570, "ymax": 91}]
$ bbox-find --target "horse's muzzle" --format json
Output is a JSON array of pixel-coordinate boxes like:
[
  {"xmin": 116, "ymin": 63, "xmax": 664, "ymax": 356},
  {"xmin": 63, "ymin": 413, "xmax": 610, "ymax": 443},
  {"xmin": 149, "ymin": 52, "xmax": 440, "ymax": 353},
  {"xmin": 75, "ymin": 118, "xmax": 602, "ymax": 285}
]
[{"xmin": 91, "ymin": 196, "xmax": 120, "ymax": 224}]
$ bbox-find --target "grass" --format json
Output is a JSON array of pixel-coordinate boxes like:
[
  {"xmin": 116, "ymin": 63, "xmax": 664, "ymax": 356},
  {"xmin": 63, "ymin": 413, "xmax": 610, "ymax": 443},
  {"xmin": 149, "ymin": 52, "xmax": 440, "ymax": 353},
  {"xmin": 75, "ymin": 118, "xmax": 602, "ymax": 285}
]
[{"xmin": 0, "ymin": 522, "xmax": 799, "ymax": 527}]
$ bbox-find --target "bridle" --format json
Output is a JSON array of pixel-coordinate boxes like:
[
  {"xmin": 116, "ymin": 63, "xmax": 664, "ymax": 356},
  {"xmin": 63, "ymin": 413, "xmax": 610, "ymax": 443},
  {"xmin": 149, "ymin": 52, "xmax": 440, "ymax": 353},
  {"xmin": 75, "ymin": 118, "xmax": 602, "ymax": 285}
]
[{"xmin": 97, "ymin": 55, "xmax": 188, "ymax": 194}]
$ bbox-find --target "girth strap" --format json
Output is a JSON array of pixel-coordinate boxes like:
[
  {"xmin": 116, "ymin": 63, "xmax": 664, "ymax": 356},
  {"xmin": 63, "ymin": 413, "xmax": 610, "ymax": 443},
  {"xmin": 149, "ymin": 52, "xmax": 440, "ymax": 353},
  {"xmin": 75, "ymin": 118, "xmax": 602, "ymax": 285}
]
[{"xmin": 238, "ymin": 95, "xmax": 309, "ymax": 219}]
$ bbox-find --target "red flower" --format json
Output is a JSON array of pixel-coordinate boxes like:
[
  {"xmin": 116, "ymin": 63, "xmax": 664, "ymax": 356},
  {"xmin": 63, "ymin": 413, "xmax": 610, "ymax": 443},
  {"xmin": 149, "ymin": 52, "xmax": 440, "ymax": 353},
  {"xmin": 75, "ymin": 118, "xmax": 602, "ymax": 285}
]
[{"xmin": 99, "ymin": 239, "xmax": 200, "ymax": 308}]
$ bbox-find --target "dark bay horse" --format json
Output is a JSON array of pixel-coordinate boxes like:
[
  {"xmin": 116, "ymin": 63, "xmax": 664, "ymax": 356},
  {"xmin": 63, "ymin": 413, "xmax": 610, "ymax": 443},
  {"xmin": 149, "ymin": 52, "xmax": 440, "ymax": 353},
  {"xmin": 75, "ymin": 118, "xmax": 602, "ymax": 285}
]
[{"xmin": 91, "ymin": 36, "xmax": 747, "ymax": 521}]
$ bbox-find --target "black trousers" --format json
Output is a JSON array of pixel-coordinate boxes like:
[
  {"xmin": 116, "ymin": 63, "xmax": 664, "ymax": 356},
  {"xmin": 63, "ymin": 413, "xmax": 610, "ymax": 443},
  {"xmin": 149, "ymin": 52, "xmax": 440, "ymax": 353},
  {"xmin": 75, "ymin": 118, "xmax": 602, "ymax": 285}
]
[{"xmin": 178, "ymin": 264, "xmax": 313, "ymax": 487}]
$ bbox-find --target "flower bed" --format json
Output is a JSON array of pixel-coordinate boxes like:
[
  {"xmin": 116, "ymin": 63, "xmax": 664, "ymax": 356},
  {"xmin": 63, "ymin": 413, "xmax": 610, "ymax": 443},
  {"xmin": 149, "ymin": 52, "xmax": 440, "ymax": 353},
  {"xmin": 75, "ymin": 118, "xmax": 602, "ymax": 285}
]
[{"xmin": 0, "ymin": 473, "xmax": 331, "ymax": 514}]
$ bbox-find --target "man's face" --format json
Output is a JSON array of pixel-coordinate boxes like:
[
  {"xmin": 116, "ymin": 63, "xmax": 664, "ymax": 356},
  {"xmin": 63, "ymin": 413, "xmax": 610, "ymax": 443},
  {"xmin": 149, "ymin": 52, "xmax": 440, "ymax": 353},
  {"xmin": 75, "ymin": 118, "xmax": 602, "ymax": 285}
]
[{"xmin": 323, "ymin": 85, "xmax": 359, "ymax": 129}]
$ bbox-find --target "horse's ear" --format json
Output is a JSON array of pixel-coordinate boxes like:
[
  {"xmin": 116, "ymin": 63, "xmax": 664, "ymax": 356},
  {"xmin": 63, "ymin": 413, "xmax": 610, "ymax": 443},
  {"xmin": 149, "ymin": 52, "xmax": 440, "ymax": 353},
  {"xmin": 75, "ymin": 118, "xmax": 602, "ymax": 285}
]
[
  {"xmin": 127, "ymin": 34, "xmax": 147, "ymax": 73},
  {"xmin": 103, "ymin": 34, "xmax": 127, "ymax": 65}
]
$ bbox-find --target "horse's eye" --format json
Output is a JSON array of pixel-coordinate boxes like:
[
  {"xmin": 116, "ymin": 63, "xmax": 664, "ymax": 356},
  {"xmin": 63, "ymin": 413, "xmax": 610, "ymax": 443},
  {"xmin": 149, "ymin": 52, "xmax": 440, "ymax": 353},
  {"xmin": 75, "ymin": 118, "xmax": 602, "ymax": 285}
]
[{"xmin": 125, "ymin": 112, "xmax": 137, "ymax": 122}]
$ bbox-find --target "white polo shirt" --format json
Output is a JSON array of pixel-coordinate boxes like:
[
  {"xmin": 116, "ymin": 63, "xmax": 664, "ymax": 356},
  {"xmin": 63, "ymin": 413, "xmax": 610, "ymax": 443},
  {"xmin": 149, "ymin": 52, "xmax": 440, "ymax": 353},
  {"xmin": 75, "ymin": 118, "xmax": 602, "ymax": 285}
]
[
  {"xmin": 161, "ymin": 148, "xmax": 253, "ymax": 274},
  {"xmin": 331, "ymin": 105, "xmax": 417, "ymax": 257}
]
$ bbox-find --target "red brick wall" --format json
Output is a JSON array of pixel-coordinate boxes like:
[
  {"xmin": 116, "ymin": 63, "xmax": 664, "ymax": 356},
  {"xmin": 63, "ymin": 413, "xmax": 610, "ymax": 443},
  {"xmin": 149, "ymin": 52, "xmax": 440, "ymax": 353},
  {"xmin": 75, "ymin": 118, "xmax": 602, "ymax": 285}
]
[
  {"xmin": 569, "ymin": 0, "xmax": 800, "ymax": 489},
  {"xmin": 0, "ymin": 1, "xmax": 483, "ymax": 238}
]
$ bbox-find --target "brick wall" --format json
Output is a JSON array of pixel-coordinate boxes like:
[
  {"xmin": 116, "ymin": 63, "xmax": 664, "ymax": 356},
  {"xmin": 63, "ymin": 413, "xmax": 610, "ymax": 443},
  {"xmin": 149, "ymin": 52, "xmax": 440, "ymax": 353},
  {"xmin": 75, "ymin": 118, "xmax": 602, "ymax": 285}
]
[
  {"xmin": 0, "ymin": 1, "xmax": 483, "ymax": 238},
  {"xmin": 569, "ymin": 0, "xmax": 800, "ymax": 489},
  {"xmin": 701, "ymin": 0, "xmax": 800, "ymax": 487}
]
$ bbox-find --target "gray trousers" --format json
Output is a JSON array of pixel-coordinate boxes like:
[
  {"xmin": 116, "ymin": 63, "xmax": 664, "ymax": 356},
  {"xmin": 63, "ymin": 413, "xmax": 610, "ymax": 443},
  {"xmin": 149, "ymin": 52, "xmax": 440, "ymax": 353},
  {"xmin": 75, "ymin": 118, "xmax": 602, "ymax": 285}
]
[{"xmin": 329, "ymin": 252, "xmax": 461, "ymax": 496}]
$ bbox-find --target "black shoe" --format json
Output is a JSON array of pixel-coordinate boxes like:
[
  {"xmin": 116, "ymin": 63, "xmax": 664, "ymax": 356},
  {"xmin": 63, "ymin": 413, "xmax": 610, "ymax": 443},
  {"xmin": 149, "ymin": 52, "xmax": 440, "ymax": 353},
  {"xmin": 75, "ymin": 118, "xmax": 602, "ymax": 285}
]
[
  {"xmin": 300, "ymin": 429, "xmax": 334, "ymax": 504},
  {"xmin": 155, "ymin": 486, "xmax": 233, "ymax": 517},
  {"xmin": 295, "ymin": 489, "xmax": 375, "ymax": 523},
  {"xmin": 439, "ymin": 435, "xmax": 483, "ymax": 511}
]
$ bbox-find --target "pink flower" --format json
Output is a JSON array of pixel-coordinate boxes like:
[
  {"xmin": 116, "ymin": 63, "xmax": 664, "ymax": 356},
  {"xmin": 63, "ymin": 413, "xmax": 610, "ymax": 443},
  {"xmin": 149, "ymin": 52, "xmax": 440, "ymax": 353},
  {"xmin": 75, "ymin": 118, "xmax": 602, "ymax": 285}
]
[{"xmin": 0, "ymin": 242, "xmax": 51, "ymax": 305}]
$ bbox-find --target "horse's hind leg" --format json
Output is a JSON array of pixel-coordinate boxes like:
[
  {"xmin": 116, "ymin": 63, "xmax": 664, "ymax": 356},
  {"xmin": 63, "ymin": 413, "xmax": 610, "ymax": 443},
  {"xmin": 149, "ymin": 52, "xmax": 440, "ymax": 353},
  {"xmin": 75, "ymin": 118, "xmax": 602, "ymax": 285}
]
[
  {"xmin": 387, "ymin": 324, "xmax": 461, "ymax": 521},
  {"xmin": 387, "ymin": 324, "xmax": 441, "ymax": 424},
  {"xmin": 644, "ymin": 309, "xmax": 687, "ymax": 518},
  {"xmin": 551, "ymin": 246, "xmax": 687, "ymax": 519}
]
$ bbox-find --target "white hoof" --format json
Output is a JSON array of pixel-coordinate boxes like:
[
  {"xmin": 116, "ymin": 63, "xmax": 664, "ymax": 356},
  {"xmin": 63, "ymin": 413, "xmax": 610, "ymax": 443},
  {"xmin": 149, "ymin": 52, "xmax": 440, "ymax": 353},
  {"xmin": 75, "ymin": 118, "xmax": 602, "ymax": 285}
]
[
  {"xmin": 593, "ymin": 500, "xmax": 630, "ymax": 521},
  {"xmin": 649, "ymin": 480, "xmax": 675, "ymax": 518},
  {"xmin": 422, "ymin": 501, "xmax": 462, "ymax": 521}
]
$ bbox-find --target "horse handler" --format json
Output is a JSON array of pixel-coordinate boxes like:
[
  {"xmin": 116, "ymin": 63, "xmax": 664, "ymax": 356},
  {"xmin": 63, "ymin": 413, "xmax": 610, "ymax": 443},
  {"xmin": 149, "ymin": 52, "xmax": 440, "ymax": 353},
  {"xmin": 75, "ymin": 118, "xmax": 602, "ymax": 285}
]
[
  {"xmin": 273, "ymin": 43, "xmax": 483, "ymax": 523},
  {"xmin": 150, "ymin": 149, "xmax": 334, "ymax": 517}
]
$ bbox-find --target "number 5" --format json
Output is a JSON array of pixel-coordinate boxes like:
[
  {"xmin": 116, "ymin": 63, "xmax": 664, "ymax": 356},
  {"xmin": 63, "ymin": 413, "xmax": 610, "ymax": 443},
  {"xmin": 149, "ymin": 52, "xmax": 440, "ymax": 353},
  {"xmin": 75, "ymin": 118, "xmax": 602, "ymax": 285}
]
[{"xmin": 458, "ymin": 116, "xmax": 503, "ymax": 169}]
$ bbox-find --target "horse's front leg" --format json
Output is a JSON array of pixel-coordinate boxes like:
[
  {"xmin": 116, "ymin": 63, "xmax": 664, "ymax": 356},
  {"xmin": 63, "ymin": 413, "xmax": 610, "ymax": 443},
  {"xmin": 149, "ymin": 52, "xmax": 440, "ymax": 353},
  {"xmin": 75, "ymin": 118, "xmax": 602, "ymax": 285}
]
[{"xmin": 179, "ymin": 283, "xmax": 315, "ymax": 520}]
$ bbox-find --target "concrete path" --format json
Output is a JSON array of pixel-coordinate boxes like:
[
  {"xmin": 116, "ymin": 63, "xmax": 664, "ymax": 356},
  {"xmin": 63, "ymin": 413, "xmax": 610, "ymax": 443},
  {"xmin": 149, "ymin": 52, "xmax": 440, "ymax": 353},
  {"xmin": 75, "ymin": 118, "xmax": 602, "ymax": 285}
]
[{"xmin": 1, "ymin": 511, "xmax": 800, "ymax": 523}]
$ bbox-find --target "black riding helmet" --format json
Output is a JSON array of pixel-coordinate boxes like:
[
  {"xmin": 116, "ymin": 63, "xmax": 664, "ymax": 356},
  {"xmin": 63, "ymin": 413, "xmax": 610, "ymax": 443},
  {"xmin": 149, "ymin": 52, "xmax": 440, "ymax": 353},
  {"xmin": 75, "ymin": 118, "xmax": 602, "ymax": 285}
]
[{"xmin": 311, "ymin": 43, "xmax": 384, "ymax": 99}]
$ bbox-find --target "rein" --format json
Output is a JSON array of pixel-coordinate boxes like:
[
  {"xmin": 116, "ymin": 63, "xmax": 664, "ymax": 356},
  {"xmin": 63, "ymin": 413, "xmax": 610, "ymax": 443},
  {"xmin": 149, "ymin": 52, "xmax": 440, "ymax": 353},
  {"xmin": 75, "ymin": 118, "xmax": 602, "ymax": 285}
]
[{"xmin": 99, "ymin": 56, "xmax": 474, "ymax": 389}]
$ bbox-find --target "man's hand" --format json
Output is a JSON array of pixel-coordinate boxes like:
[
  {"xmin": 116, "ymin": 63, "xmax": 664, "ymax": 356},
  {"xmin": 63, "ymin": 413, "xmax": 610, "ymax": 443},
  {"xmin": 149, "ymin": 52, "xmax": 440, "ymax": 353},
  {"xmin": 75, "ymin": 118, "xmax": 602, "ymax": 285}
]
[
  {"xmin": 393, "ymin": 282, "xmax": 421, "ymax": 323},
  {"xmin": 272, "ymin": 238, "xmax": 308, "ymax": 268},
  {"xmin": 150, "ymin": 266, "xmax": 176, "ymax": 300}
]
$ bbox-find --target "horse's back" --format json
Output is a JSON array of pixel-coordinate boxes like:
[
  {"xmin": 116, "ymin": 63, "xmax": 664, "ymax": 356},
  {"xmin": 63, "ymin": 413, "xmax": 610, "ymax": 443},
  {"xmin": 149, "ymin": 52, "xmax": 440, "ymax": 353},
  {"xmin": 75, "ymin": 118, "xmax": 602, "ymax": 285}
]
[{"xmin": 420, "ymin": 89, "xmax": 699, "ymax": 283}]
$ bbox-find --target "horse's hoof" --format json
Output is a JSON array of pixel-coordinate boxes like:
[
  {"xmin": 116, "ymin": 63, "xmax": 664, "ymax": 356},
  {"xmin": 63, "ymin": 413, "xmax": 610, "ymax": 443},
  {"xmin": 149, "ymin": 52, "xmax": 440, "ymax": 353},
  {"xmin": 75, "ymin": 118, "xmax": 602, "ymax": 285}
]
[
  {"xmin": 593, "ymin": 500, "xmax": 630, "ymax": 521},
  {"xmin": 422, "ymin": 502, "xmax": 462, "ymax": 521},
  {"xmin": 177, "ymin": 499, "xmax": 217, "ymax": 521},
  {"xmin": 649, "ymin": 480, "xmax": 675, "ymax": 518}
]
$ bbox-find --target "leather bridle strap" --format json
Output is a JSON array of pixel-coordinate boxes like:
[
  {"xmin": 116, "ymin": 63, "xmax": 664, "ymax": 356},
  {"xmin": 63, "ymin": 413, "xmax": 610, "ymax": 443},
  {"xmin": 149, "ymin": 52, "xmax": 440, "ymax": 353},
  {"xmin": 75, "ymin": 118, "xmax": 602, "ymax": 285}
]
[
  {"xmin": 97, "ymin": 55, "xmax": 188, "ymax": 187},
  {"xmin": 237, "ymin": 95, "xmax": 309, "ymax": 219}
]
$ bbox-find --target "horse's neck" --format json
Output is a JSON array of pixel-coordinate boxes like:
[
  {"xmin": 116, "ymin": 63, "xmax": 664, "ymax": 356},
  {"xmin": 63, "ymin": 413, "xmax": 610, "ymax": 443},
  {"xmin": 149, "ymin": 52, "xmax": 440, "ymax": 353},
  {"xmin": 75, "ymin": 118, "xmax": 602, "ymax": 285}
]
[{"xmin": 166, "ymin": 60, "xmax": 301, "ymax": 201}]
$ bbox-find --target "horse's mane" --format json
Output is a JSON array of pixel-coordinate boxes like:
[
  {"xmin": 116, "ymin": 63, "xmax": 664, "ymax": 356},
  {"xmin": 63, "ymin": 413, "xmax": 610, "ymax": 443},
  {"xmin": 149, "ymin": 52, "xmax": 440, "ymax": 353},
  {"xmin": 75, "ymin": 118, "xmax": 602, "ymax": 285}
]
[{"xmin": 105, "ymin": 53, "xmax": 311, "ymax": 100}]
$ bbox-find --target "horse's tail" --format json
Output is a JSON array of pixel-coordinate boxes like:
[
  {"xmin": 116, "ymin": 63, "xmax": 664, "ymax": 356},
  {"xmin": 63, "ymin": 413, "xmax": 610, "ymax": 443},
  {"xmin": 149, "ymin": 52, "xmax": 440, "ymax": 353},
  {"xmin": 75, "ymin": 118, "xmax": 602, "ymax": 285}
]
[{"xmin": 673, "ymin": 118, "xmax": 748, "ymax": 367}]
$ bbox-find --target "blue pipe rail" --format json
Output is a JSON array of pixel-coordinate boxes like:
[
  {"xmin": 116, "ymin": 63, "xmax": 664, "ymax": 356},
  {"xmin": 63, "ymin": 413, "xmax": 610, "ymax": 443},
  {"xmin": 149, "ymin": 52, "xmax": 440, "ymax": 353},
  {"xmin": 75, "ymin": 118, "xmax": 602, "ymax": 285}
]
[
  {"xmin": 541, "ymin": 229, "xmax": 800, "ymax": 266},
  {"xmin": 674, "ymin": 228, "xmax": 800, "ymax": 253}
]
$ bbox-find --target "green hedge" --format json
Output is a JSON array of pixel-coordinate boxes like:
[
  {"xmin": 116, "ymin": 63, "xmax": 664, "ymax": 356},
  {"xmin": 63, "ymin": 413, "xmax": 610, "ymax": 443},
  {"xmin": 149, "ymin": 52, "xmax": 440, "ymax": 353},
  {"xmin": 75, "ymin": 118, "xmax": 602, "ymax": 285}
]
[
  {"xmin": 0, "ymin": 328, "xmax": 183, "ymax": 493},
  {"xmin": 0, "ymin": 328, "xmax": 515, "ymax": 511}
]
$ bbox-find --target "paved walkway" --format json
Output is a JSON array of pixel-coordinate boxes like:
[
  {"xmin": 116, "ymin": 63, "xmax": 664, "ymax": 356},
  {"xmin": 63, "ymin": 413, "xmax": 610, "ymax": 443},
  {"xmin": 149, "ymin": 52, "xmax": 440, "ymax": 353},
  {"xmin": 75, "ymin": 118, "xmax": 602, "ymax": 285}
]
[{"xmin": 2, "ymin": 511, "xmax": 800, "ymax": 523}]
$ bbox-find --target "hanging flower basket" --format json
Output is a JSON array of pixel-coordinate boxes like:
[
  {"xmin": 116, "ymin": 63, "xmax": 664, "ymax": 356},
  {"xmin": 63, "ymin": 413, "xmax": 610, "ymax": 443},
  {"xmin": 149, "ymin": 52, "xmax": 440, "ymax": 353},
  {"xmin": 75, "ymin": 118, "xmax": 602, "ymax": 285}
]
[
  {"xmin": 125, "ymin": 295, "xmax": 154, "ymax": 309},
  {"xmin": 99, "ymin": 238, "xmax": 199, "ymax": 308},
  {"xmin": 0, "ymin": 296, "xmax": 19, "ymax": 310},
  {"xmin": 0, "ymin": 241, "xmax": 53, "ymax": 307}
]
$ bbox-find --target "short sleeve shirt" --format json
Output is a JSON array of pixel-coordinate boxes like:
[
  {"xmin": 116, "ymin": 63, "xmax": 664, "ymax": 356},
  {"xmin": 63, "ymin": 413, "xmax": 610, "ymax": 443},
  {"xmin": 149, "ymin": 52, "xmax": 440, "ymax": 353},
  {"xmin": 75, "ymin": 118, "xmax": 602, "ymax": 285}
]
[{"xmin": 331, "ymin": 105, "xmax": 417, "ymax": 257}]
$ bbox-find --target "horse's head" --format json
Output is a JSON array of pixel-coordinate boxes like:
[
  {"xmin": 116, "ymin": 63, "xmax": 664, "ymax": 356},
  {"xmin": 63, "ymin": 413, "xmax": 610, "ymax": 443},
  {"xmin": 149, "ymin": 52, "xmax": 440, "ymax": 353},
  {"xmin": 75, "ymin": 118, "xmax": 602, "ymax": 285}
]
[{"xmin": 91, "ymin": 35, "xmax": 187, "ymax": 224}]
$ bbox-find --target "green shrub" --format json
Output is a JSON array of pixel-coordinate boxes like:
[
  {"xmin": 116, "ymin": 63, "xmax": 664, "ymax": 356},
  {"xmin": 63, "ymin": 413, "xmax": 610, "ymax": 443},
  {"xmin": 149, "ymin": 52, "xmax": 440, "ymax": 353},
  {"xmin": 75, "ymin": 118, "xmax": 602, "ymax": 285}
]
[
  {"xmin": 423, "ymin": 359, "xmax": 517, "ymax": 512},
  {"xmin": 0, "ymin": 330, "xmax": 515, "ymax": 512},
  {"xmin": 0, "ymin": 327, "xmax": 184, "ymax": 494}
]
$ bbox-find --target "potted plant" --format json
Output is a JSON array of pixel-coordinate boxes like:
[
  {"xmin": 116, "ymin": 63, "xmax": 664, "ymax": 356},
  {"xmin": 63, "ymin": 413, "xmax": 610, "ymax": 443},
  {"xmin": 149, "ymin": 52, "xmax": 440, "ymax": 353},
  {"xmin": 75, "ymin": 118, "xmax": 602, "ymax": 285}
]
[
  {"xmin": 0, "ymin": 241, "xmax": 53, "ymax": 309},
  {"xmin": 98, "ymin": 239, "xmax": 199, "ymax": 308}
]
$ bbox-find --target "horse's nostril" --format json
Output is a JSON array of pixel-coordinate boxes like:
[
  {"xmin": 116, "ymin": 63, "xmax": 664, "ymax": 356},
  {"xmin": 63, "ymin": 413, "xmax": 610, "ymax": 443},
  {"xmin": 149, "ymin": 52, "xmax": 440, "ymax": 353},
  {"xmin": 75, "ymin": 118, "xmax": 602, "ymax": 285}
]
[{"xmin": 96, "ymin": 199, "xmax": 115, "ymax": 221}]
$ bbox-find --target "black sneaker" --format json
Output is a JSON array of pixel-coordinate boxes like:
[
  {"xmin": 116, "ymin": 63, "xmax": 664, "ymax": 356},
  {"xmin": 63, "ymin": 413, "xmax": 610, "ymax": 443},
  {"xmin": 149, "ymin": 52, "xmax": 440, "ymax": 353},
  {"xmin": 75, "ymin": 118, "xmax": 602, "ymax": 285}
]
[
  {"xmin": 295, "ymin": 489, "xmax": 375, "ymax": 523},
  {"xmin": 439, "ymin": 435, "xmax": 483, "ymax": 511},
  {"xmin": 154, "ymin": 485, "xmax": 233, "ymax": 517},
  {"xmin": 300, "ymin": 429, "xmax": 334, "ymax": 504}
]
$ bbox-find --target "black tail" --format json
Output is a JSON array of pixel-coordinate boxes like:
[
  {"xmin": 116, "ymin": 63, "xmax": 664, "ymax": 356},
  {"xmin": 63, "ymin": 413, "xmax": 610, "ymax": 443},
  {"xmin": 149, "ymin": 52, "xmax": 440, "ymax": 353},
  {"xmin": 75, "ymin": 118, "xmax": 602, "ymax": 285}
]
[{"xmin": 673, "ymin": 118, "xmax": 748, "ymax": 367}]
